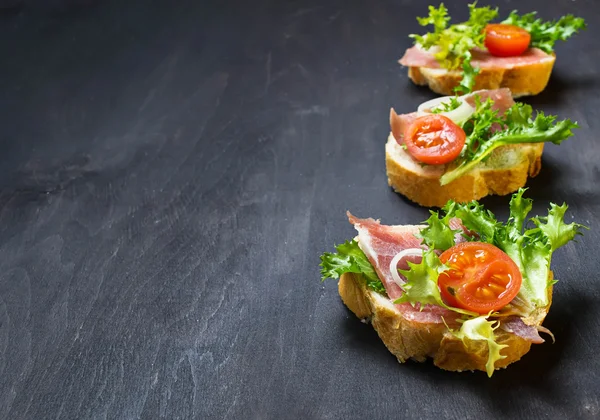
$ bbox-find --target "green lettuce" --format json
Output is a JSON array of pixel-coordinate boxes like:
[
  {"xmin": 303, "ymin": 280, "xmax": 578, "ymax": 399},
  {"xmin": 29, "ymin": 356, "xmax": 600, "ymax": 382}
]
[
  {"xmin": 416, "ymin": 209, "xmax": 459, "ymax": 251},
  {"xmin": 319, "ymin": 240, "xmax": 385, "ymax": 294},
  {"xmin": 453, "ymin": 53, "xmax": 480, "ymax": 95},
  {"xmin": 394, "ymin": 249, "xmax": 447, "ymax": 308},
  {"xmin": 503, "ymin": 11, "xmax": 586, "ymax": 54},
  {"xmin": 440, "ymin": 98, "xmax": 578, "ymax": 185},
  {"xmin": 411, "ymin": 3, "xmax": 497, "ymax": 71}
]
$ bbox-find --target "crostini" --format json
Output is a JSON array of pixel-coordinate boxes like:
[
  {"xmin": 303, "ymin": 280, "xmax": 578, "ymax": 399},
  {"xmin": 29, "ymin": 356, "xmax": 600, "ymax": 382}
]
[
  {"xmin": 387, "ymin": 88, "xmax": 577, "ymax": 207},
  {"xmin": 320, "ymin": 190, "xmax": 586, "ymax": 376},
  {"xmin": 399, "ymin": 3, "xmax": 585, "ymax": 97}
]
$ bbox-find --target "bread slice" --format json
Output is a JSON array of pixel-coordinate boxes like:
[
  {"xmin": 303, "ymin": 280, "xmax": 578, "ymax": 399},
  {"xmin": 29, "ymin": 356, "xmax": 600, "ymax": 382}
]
[
  {"xmin": 406, "ymin": 55, "xmax": 555, "ymax": 98},
  {"xmin": 338, "ymin": 271, "xmax": 552, "ymax": 373},
  {"xmin": 385, "ymin": 133, "xmax": 544, "ymax": 208}
]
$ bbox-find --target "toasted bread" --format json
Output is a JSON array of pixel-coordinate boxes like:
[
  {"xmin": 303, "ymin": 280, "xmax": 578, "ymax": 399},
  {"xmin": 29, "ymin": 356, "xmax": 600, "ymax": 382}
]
[
  {"xmin": 405, "ymin": 54, "xmax": 556, "ymax": 98},
  {"xmin": 385, "ymin": 133, "xmax": 544, "ymax": 208},
  {"xmin": 338, "ymin": 271, "xmax": 552, "ymax": 373}
]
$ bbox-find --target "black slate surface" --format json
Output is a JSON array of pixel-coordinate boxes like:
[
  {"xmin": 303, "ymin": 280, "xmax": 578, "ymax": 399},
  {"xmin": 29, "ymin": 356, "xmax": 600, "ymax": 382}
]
[{"xmin": 0, "ymin": 0, "xmax": 599, "ymax": 419}]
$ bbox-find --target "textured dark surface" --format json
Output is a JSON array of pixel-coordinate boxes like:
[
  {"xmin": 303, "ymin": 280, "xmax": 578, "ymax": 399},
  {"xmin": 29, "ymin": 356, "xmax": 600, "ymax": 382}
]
[{"xmin": 0, "ymin": 0, "xmax": 599, "ymax": 419}]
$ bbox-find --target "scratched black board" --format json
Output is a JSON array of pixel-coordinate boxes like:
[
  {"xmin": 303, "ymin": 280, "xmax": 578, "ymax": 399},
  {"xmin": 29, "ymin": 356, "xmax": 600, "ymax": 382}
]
[{"xmin": 0, "ymin": 0, "xmax": 598, "ymax": 419}]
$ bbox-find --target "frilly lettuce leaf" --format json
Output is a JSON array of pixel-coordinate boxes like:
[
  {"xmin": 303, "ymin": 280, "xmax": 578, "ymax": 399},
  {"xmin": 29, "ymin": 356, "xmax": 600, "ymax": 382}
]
[
  {"xmin": 417, "ymin": 210, "xmax": 459, "ymax": 251},
  {"xmin": 453, "ymin": 53, "xmax": 480, "ymax": 95},
  {"xmin": 320, "ymin": 240, "xmax": 385, "ymax": 294},
  {"xmin": 443, "ymin": 197, "xmax": 499, "ymax": 243},
  {"xmin": 508, "ymin": 187, "xmax": 533, "ymax": 233},
  {"xmin": 441, "ymin": 99, "xmax": 578, "ymax": 186},
  {"xmin": 503, "ymin": 11, "xmax": 586, "ymax": 54},
  {"xmin": 453, "ymin": 316, "xmax": 508, "ymax": 377},
  {"xmin": 532, "ymin": 203, "xmax": 586, "ymax": 251},
  {"xmin": 411, "ymin": 3, "xmax": 497, "ymax": 70},
  {"xmin": 395, "ymin": 250, "xmax": 447, "ymax": 308}
]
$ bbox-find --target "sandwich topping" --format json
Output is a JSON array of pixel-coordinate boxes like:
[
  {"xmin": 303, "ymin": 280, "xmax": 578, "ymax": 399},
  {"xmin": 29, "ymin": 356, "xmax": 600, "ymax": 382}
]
[
  {"xmin": 320, "ymin": 189, "xmax": 586, "ymax": 376},
  {"xmin": 401, "ymin": 3, "xmax": 585, "ymax": 93},
  {"xmin": 390, "ymin": 88, "xmax": 578, "ymax": 185}
]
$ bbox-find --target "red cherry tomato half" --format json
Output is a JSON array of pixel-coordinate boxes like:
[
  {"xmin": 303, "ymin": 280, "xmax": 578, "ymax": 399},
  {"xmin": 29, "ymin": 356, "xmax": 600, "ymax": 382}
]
[
  {"xmin": 403, "ymin": 114, "xmax": 466, "ymax": 165},
  {"xmin": 438, "ymin": 242, "xmax": 523, "ymax": 314},
  {"xmin": 484, "ymin": 24, "xmax": 531, "ymax": 57}
]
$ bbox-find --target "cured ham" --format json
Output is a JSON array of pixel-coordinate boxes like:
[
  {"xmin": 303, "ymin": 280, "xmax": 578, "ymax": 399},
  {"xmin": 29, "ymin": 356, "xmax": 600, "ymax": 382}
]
[
  {"xmin": 463, "ymin": 88, "xmax": 515, "ymax": 113},
  {"xmin": 389, "ymin": 109, "xmax": 417, "ymax": 145},
  {"xmin": 500, "ymin": 316, "xmax": 545, "ymax": 344},
  {"xmin": 347, "ymin": 212, "xmax": 423, "ymax": 301},
  {"xmin": 347, "ymin": 212, "xmax": 466, "ymax": 324},
  {"xmin": 399, "ymin": 46, "xmax": 554, "ymax": 69}
]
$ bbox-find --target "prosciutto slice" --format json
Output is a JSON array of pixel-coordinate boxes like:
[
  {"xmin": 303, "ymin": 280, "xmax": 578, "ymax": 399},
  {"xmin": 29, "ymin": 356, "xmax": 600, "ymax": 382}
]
[
  {"xmin": 389, "ymin": 109, "xmax": 418, "ymax": 145},
  {"xmin": 463, "ymin": 88, "xmax": 515, "ymax": 113},
  {"xmin": 399, "ymin": 46, "xmax": 554, "ymax": 69},
  {"xmin": 389, "ymin": 88, "xmax": 514, "ymax": 146},
  {"xmin": 348, "ymin": 212, "xmax": 466, "ymax": 324},
  {"xmin": 500, "ymin": 316, "xmax": 545, "ymax": 344}
]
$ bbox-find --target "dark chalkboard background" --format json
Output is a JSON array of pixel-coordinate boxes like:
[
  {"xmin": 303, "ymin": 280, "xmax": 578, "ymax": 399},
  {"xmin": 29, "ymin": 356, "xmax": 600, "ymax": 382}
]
[{"xmin": 0, "ymin": 0, "xmax": 598, "ymax": 419}]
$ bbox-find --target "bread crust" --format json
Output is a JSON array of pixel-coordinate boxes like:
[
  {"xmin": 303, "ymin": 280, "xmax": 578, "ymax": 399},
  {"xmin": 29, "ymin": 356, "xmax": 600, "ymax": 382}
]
[
  {"xmin": 338, "ymin": 272, "xmax": 551, "ymax": 373},
  {"xmin": 385, "ymin": 134, "xmax": 544, "ymax": 208},
  {"xmin": 406, "ymin": 55, "xmax": 556, "ymax": 98}
]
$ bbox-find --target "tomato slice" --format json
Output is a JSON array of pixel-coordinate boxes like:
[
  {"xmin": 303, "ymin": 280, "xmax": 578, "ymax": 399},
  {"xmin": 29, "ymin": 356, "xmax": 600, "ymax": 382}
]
[
  {"xmin": 484, "ymin": 24, "xmax": 531, "ymax": 57},
  {"xmin": 403, "ymin": 114, "xmax": 466, "ymax": 165},
  {"xmin": 438, "ymin": 242, "xmax": 522, "ymax": 314}
]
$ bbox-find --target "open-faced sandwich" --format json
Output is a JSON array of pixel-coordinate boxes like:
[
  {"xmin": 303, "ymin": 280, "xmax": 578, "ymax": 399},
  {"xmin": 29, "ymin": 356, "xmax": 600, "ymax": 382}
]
[
  {"xmin": 320, "ymin": 189, "xmax": 586, "ymax": 376},
  {"xmin": 387, "ymin": 88, "xmax": 578, "ymax": 207},
  {"xmin": 400, "ymin": 3, "xmax": 585, "ymax": 97}
]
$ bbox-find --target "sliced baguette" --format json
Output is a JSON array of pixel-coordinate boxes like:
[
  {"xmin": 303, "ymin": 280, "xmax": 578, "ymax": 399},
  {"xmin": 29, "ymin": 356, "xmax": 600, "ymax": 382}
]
[
  {"xmin": 385, "ymin": 133, "xmax": 544, "ymax": 208},
  {"xmin": 406, "ymin": 55, "xmax": 555, "ymax": 98},
  {"xmin": 338, "ymin": 271, "xmax": 552, "ymax": 373}
]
